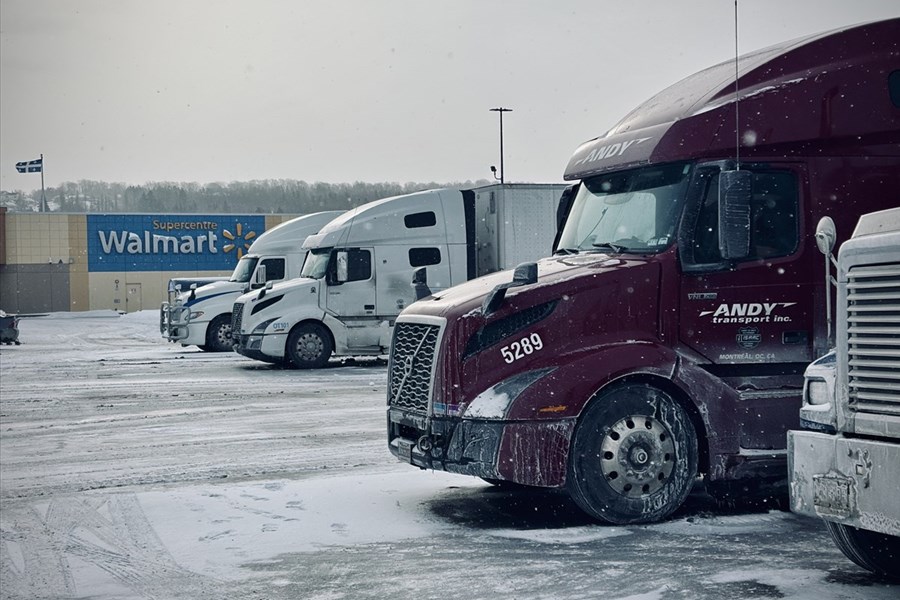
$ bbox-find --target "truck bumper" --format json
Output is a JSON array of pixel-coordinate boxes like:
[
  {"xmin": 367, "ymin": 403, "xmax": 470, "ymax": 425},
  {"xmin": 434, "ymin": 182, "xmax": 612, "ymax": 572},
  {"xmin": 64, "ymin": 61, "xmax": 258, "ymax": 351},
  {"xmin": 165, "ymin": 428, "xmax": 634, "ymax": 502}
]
[
  {"xmin": 788, "ymin": 430, "xmax": 900, "ymax": 537},
  {"xmin": 387, "ymin": 408, "xmax": 574, "ymax": 487},
  {"xmin": 178, "ymin": 322, "xmax": 209, "ymax": 347},
  {"xmin": 159, "ymin": 303, "xmax": 208, "ymax": 346},
  {"xmin": 233, "ymin": 332, "xmax": 286, "ymax": 363}
]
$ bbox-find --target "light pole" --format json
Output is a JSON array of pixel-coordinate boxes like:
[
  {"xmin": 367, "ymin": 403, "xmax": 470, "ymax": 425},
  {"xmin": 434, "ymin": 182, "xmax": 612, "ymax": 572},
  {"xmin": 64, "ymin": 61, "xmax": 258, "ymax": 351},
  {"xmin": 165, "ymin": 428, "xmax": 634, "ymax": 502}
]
[{"xmin": 490, "ymin": 107, "xmax": 512, "ymax": 184}]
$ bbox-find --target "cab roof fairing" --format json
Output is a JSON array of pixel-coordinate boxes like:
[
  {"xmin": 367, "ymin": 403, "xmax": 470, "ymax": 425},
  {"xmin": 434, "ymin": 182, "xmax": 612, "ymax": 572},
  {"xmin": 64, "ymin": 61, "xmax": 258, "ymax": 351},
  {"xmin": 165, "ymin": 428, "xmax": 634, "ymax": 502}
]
[
  {"xmin": 246, "ymin": 211, "xmax": 345, "ymax": 255},
  {"xmin": 563, "ymin": 18, "xmax": 900, "ymax": 182},
  {"xmin": 301, "ymin": 188, "xmax": 463, "ymax": 250}
]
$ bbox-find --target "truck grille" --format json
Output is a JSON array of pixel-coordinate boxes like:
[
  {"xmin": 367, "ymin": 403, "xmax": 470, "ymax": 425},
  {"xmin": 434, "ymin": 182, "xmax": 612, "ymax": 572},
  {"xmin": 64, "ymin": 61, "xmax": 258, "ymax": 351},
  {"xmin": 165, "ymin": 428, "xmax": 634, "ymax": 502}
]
[
  {"xmin": 846, "ymin": 262, "xmax": 900, "ymax": 417},
  {"xmin": 388, "ymin": 322, "xmax": 441, "ymax": 413},
  {"xmin": 231, "ymin": 301, "xmax": 244, "ymax": 336}
]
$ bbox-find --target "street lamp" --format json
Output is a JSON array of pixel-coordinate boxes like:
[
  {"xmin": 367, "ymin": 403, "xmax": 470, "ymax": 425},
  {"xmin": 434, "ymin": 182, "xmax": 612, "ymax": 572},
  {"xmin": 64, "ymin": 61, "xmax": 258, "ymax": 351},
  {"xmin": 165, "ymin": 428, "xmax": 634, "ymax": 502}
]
[{"xmin": 490, "ymin": 107, "xmax": 512, "ymax": 184}]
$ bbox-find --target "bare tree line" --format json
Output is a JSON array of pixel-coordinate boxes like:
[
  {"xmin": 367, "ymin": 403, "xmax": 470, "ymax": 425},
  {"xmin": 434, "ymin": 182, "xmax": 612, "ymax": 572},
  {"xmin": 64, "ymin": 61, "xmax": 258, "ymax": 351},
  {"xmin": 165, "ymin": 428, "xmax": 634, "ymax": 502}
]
[{"xmin": 0, "ymin": 178, "xmax": 492, "ymax": 214}]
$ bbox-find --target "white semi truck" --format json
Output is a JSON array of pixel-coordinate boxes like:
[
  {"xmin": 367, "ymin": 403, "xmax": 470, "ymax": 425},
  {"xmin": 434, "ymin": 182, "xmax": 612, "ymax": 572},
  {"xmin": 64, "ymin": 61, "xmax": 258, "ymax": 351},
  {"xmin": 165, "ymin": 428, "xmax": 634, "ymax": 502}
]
[
  {"xmin": 788, "ymin": 207, "xmax": 900, "ymax": 580},
  {"xmin": 160, "ymin": 211, "xmax": 343, "ymax": 352},
  {"xmin": 231, "ymin": 184, "xmax": 567, "ymax": 368}
]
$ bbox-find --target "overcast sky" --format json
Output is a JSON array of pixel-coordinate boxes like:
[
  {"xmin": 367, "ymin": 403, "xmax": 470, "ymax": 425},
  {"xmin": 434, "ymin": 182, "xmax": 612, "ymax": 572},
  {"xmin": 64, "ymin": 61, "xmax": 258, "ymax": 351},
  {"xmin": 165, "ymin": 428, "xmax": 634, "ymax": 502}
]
[{"xmin": 2, "ymin": 1, "xmax": 898, "ymax": 193}]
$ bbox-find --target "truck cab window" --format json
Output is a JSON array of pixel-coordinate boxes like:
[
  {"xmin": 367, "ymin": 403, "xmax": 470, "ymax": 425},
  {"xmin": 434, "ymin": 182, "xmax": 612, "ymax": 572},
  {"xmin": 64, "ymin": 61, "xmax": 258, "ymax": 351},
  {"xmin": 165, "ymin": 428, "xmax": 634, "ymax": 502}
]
[
  {"xmin": 300, "ymin": 248, "xmax": 332, "ymax": 279},
  {"xmin": 409, "ymin": 247, "xmax": 441, "ymax": 267},
  {"xmin": 556, "ymin": 162, "xmax": 689, "ymax": 253},
  {"xmin": 404, "ymin": 212, "xmax": 437, "ymax": 228},
  {"xmin": 749, "ymin": 172, "xmax": 799, "ymax": 259},
  {"xmin": 230, "ymin": 256, "xmax": 259, "ymax": 283},
  {"xmin": 344, "ymin": 249, "xmax": 372, "ymax": 282},
  {"xmin": 687, "ymin": 168, "xmax": 799, "ymax": 265},
  {"xmin": 260, "ymin": 258, "xmax": 285, "ymax": 281}
]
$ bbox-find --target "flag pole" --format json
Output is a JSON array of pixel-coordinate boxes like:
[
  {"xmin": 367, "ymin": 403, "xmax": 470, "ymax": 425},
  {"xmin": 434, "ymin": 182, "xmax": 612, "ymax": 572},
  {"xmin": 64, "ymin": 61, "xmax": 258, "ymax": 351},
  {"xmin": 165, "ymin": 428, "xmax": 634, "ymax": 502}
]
[{"xmin": 40, "ymin": 153, "xmax": 46, "ymax": 212}]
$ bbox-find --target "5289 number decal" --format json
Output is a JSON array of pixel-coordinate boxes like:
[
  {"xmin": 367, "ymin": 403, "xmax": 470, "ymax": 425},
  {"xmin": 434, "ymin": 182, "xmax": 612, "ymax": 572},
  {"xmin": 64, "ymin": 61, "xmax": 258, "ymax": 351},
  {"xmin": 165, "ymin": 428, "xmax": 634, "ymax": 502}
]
[{"xmin": 500, "ymin": 333, "xmax": 544, "ymax": 364}]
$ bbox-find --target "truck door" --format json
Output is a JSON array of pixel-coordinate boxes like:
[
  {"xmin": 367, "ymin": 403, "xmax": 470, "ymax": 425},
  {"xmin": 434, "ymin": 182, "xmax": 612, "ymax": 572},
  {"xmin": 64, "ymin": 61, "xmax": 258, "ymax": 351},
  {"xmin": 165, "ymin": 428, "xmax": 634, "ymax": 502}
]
[
  {"xmin": 325, "ymin": 247, "xmax": 376, "ymax": 318},
  {"xmin": 677, "ymin": 163, "xmax": 814, "ymax": 449},
  {"xmin": 380, "ymin": 245, "xmax": 453, "ymax": 311}
]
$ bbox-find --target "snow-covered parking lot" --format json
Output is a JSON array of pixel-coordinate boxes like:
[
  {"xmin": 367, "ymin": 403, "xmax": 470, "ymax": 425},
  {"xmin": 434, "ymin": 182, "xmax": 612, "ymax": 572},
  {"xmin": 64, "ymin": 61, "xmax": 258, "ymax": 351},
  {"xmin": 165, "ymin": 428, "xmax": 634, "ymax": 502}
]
[{"xmin": 1, "ymin": 311, "xmax": 897, "ymax": 599}]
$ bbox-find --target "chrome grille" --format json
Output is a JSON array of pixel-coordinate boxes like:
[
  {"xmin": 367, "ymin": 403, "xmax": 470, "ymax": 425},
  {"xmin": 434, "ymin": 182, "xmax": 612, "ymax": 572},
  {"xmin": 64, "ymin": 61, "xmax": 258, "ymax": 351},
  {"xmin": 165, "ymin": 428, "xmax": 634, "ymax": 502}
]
[
  {"xmin": 847, "ymin": 262, "xmax": 900, "ymax": 416},
  {"xmin": 231, "ymin": 301, "xmax": 245, "ymax": 336},
  {"xmin": 388, "ymin": 322, "xmax": 440, "ymax": 413}
]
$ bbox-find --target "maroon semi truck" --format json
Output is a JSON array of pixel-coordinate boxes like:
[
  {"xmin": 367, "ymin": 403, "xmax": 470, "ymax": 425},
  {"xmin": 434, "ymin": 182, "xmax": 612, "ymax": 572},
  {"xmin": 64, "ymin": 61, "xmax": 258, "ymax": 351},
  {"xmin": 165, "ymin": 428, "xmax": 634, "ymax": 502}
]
[{"xmin": 387, "ymin": 19, "xmax": 900, "ymax": 524}]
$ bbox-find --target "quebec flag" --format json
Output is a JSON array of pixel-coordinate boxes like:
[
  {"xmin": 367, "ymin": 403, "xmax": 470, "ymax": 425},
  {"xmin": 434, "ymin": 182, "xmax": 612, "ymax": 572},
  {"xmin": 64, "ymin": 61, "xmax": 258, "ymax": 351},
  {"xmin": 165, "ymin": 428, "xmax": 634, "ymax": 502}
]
[{"xmin": 15, "ymin": 158, "xmax": 42, "ymax": 173}]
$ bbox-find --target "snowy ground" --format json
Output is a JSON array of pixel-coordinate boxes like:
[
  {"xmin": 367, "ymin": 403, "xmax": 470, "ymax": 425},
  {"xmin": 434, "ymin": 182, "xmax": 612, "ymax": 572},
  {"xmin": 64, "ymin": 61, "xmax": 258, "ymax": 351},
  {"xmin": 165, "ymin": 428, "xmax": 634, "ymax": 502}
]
[{"xmin": 1, "ymin": 311, "xmax": 897, "ymax": 600}]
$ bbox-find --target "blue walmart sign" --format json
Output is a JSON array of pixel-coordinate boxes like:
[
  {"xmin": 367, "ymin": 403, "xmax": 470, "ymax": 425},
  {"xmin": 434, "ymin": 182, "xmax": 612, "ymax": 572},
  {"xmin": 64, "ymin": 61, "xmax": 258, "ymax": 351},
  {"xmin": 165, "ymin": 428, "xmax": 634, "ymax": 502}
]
[{"xmin": 87, "ymin": 215, "xmax": 265, "ymax": 272}]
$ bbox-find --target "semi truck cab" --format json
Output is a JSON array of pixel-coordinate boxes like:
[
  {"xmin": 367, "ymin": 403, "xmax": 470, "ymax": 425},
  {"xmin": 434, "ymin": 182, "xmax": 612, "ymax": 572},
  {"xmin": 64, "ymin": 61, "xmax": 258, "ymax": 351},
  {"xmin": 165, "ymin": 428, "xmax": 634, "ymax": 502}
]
[
  {"xmin": 232, "ymin": 185, "xmax": 565, "ymax": 368},
  {"xmin": 387, "ymin": 19, "xmax": 900, "ymax": 524},
  {"xmin": 160, "ymin": 211, "xmax": 342, "ymax": 351}
]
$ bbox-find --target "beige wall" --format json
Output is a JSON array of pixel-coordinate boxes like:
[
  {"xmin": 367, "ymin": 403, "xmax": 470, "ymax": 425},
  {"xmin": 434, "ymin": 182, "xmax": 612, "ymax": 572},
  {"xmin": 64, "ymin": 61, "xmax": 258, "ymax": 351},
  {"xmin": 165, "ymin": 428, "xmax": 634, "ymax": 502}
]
[
  {"xmin": 87, "ymin": 270, "xmax": 227, "ymax": 312},
  {"xmin": 6, "ymin": 213, "xmax": 75, "ymax": 264}
]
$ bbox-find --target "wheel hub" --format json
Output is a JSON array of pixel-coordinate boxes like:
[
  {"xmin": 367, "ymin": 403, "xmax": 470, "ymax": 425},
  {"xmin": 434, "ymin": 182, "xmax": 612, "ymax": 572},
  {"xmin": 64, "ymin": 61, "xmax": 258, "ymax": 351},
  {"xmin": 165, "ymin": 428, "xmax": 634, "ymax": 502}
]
[
  {"xmin": 216, "ymin": 325, "xmax": 232, "ymax": 344},
  {"xmin": 599, "ymin": 415, "xmax": 676, "ymax": 498},
  {"xmin": 297, "ymin": 334, "xmax": 323, "ymax": 360}
]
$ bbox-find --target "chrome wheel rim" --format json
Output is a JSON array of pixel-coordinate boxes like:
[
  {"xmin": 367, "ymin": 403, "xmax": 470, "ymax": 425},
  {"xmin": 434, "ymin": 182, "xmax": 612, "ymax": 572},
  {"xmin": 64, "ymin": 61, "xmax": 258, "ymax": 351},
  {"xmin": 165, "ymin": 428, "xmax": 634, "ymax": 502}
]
[{"xmin": 599, "ymin": 415, "xmax": 676, "ymax": 498}]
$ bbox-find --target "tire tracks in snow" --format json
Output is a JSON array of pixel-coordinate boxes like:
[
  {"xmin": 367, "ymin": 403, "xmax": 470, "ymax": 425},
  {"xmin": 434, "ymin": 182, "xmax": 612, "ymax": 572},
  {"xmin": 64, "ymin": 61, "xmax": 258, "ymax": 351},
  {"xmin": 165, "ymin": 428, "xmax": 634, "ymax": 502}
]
[{"xmin": 2, "ymin": 494, "xmax": 225, "ymax": 599}]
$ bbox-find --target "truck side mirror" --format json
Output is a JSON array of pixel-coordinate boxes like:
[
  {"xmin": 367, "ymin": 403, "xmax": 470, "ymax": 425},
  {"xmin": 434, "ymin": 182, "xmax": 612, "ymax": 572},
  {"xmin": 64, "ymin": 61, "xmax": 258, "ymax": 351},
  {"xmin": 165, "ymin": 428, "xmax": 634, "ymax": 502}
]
[
  {"xmin": 482, "ymin": 262, "xmax": 539, "ymax": 316},
  {"xmin": 552, "ymin": 184, "xmax": 578, "ymax": 253},
  {"xmin": 189, "ymin": 283, "xmax": 198, "ymax": 301},
  {"xmin": 815, "ymin": 216, "xmax": 836, "ymax": 255},
  {"xmin": 412, "ymin": 267, "xmax": 432, "ymax": 301},
  {"xmin": 815, "ymin": 216, "xmax": 838, "ymax": 347},
  {"xmin": 335, "ymin": 251, "xmax": 349, "ymax": 283},
  {"xmin": 257, "ymin": 280, "xmax": 274, "ymax": 299},
  {"xmin": 718, "ymin": 170, "xmax": 752, "ymax": 260},
  {"xmin": 251, "ymin": 264, "xmax": 267, "ymax": 289}
]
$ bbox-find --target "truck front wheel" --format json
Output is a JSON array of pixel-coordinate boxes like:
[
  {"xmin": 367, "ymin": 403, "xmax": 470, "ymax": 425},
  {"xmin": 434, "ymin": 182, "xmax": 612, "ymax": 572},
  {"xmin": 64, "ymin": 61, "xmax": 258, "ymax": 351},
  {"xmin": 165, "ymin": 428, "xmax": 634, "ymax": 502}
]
[
  {"xmin": 825, "ymin": 521, "xmax": 900, "ymax": 580},
  {"xmin": 567, "ymin": 383, "xmax": 698, "ymax": 524},
  {"xmin": 203, "ymin": 314, "xmax": 234, "ymax": 352},
  {"xmin": 286, "ymin": 323, "xmax": 333, "ymax": 369}
]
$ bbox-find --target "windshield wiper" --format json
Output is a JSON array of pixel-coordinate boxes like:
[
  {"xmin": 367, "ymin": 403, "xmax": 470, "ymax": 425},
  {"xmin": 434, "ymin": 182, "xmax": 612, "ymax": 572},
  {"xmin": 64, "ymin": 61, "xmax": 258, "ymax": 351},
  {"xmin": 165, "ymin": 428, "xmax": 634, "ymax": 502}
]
[
  {"xmin": 591, "ymin": 242, "xmax": 627, "ymax": 253},
  {"xmin": 554, "ymin": 247, "xmax": 579, "ymax": 255}
]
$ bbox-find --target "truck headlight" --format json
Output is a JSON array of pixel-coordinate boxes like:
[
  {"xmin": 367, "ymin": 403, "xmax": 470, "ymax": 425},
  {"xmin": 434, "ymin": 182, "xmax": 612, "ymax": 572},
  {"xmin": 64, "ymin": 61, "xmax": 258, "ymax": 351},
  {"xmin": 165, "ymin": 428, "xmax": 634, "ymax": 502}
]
[
  {"xmin": 806, "ymin": 379, "xmax": 829, "ymax": 406},
  {"xmin": 799, "ymin": 351, "xmax": 836, "ymax": 432},
  {"xmin": 188, "ymin": 310, "xmax": 205, "ymax": 320}
]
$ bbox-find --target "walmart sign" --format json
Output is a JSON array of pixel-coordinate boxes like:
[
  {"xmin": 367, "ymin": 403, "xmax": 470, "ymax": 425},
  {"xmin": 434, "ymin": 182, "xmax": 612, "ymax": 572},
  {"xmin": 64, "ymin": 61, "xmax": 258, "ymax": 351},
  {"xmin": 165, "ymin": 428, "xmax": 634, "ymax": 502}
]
[{"xmin": 87, "ymin": 215, "xmax": 265, "ymax": 272}]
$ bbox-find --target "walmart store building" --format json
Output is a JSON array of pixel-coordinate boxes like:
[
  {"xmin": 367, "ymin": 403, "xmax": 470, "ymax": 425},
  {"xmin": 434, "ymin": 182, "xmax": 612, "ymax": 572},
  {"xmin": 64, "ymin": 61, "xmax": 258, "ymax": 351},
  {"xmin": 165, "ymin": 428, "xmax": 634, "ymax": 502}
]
[{"xmin": 0, "ymin": 208, "xmax": 298, "ymax": 313}]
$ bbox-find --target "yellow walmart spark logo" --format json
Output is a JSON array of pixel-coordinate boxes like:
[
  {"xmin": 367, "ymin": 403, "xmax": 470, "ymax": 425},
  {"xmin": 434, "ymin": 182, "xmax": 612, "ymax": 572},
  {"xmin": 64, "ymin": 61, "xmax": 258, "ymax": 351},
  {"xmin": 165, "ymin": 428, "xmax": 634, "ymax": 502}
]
[{"xmin": 222, "ymin": 223, "xmax": 257, "ymax": 259}]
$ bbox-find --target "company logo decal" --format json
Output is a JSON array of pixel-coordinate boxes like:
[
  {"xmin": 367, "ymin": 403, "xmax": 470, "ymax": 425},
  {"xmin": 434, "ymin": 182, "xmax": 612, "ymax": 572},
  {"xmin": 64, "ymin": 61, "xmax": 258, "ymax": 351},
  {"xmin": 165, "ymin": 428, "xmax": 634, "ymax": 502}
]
[
  {"xmin": 699, "ymin": 302, "xmax": 796, "ymax": 324},
  {"xmin": 87, "ymin": 215, "xmax": 265, "ymax": 272},
  {"xmin": 736, "ymin": 327, "xmax": 762, "ymax": 349},
  {"xmin": 573, "ymin": 137, "xmax": 652, "ymax": 166},
  {"xmin": 222, "ymin": 223, "xmax": 257, "ymax": 259}
]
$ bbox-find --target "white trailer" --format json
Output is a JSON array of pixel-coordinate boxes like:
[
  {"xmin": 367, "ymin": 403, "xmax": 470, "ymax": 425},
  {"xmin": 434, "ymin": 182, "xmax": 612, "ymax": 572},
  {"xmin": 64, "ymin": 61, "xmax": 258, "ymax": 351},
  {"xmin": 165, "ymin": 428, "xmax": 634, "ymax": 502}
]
[
  {"xmin": 160, "ymin": 211, "xmax": 343, "ymax": 351},
  {"xmin": 788, "ymin": 207, "xmax": 900, "ymax": 580},
  {"xmin": 231, "ymin": 184, "xmax": 566, "ymax": 368}
]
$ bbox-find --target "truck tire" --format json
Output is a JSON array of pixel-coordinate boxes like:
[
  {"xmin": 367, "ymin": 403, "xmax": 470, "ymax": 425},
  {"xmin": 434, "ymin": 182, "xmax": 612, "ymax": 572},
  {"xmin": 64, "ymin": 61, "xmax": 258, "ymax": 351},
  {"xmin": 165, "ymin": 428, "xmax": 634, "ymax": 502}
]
[
  {"xmin": 286, "ymin": 323, "xmax": 333, "ymax": 369},
  {"xmin": 204, "ymin": 314, "xmax": 234, "ymax": 352},
  {"xmin": 567, "ymin": 383, "xmax": 697, "ymax": 524},
  {"xmin": 825, "ymin": 521, "xmax": 900, "ymax": 580}
]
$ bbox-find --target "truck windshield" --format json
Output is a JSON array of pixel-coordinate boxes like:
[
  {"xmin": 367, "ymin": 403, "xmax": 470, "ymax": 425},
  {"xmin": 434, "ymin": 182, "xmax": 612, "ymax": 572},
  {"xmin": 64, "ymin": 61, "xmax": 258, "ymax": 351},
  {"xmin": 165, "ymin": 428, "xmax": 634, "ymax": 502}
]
[
  {"xmin": 300, "ymin": 248, "xmax": 332, "ymax": 279},
  {"xmin": 557, "ymin": 162, "xmax": 690, "ymax": 254},
  {"xmin": 230, "ymin": 256, "xmax": 259, "ymax": 283}
]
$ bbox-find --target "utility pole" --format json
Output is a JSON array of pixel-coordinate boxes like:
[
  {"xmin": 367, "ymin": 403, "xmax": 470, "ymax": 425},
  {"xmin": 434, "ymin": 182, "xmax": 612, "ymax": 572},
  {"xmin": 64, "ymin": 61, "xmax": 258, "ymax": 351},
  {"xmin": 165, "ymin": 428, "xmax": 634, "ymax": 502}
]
[{"xmin": 489, "ymin": 107, "xmax": 512, "ymax": 184}]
